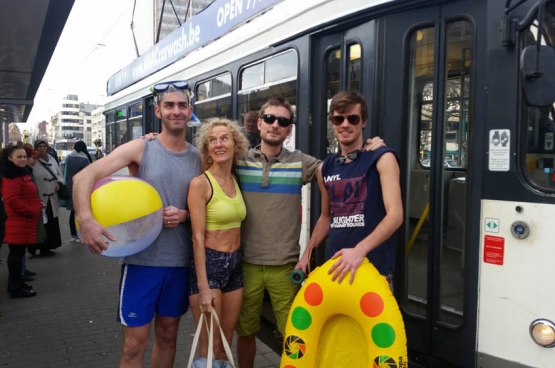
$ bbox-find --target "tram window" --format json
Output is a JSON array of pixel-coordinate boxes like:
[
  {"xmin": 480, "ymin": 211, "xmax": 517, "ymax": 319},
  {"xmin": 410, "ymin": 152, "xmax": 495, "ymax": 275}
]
[
  {"xmin": 238, "ymin": 80, "xmax": 297, "ymax": 120},
  {"xmin": 405, "ymin": 26, "xmax": 435, "ymax": 320},
  {"xmin": 196, "ymin": 73, "xmax": 232, "ymax": 101},
  {"xmin": 327, "ymin": 48, "xmax": 341, "ymax": 100},
  {"xmin": 195, "ymin": 98, "xmax": 232, "ymax": 121},
  {"xmin": 522, "ymin": 8, "xmax": 555, "ymax": 190},
  {"xmin": 241, "ymin": 63, "xmax": 264, "ymax": 90},
  {"xmin": 213, "ymin": 74, "xmax": 232, "ymax": 96},
  {"xmin": 348, "ymin": 43, "xmax": 362, "ymax": 92},
  {"xmin": 105, "ymin": 112, "xmax": 116, "ymax": 154},
  {"xmin": 238, "ymin": 50, "xmax": 298, "ymax": 120},
  {"xmin": 326, "ymin": 48, "xmax": 342, "ymax": 154},
  {"xmin": 438, "ymin": 20, "xmax": 473, "ymax": 326},
  {"xmin": 405, "ymin": 21, "xmax": 473, "ymax": 326},
  {"xmin": 129, "ymin": 103, "xmax": 143, "ymax": 140},
  {"xmin": 265, "ymin": 51, "xmax": 297, "ymax": 83},
  {"xmin": 116, "ymin": 108, "xmax": 128, "ymax": 147},
  {"xmin": 194, "ymin": 73, "xmax": 232, "ymax": 122},
  {"xmin": 418, "ymin": 67, "xmax": 470, "ymax": 167}
]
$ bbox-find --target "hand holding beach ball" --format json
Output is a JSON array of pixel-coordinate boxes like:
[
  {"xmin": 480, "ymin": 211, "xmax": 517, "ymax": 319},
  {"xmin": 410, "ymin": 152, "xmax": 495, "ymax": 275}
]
[{"xmin": 76, "ymin": 176, "xmax": 163, "ymax": 257}]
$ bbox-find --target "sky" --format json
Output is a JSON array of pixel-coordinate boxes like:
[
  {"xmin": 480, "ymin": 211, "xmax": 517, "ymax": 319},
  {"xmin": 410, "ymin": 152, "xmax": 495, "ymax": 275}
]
[{"xmin": 27, "ymin": 0, "xmax": 153, "ymax": 125}]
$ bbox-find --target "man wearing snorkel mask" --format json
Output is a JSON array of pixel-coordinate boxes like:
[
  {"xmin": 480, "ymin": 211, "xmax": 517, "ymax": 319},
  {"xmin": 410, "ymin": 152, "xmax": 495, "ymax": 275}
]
[{"xmin": 73, "ymin": 81, "xmax": 201, "ymax": 368}]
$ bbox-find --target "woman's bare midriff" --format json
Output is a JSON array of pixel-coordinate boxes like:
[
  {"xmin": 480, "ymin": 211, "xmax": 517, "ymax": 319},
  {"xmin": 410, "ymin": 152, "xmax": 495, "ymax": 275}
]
[{"xmin": 204, "ymin": 227, "xmax": 241, "ymax": 253}]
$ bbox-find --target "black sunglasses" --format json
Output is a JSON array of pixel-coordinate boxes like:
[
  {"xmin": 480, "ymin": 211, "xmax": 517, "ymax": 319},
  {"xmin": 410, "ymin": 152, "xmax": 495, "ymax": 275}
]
[
  {"xmin": 335, "ymin": 149, "xmax": 362, "ymax": 164},
  {"xmin": 150, "ymin": 81, "xmax": 189, "ymax": 94},
  {"xmin": 261, "ymin": 114, "xmax": 293, "ymax": 127},
  {"xmin": 331, "ymin": 114, "xmax": 361, "ymax": 126}
]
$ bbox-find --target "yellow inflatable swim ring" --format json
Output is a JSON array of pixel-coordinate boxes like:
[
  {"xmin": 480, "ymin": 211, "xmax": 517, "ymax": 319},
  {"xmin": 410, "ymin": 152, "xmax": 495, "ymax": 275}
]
[{"xmin": 280, "ymin": 257, "xmax": 407, "ymax": 368}]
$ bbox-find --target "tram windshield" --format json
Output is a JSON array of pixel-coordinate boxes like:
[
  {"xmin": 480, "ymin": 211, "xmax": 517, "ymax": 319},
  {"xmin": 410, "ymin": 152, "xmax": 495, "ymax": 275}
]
[{"xmin": 523, "ymin": 3, "xmax": 555, "ymax": 189}]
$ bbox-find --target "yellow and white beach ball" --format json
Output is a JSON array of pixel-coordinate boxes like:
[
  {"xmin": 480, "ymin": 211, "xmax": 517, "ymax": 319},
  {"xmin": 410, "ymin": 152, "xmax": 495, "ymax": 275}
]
[{"xmin": 77, "ymin": 175, "xmax": 163, "ymax": 257}]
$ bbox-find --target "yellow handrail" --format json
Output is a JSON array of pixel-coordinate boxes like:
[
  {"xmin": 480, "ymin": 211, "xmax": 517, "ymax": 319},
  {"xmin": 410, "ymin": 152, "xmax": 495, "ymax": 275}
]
[{"xmin": 405, "ymin": 203, "xmax": 429, "ymax": 256}]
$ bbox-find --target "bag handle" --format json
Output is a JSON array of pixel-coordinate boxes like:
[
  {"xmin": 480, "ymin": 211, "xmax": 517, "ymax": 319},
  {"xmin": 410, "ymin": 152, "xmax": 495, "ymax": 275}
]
[
  {"xmin": 187, "ymin": 312, "xmax": 211, "ymax": 368},
  {"xmin": 186, "ymin": 310, "xmax": 236, "ymax": 368},
  {"xmin": 38, "ymin": 160, "xmax": 59, "ymax": 182},
  {"xmin": 210, "ymin": 310, "xmax": 235, "ymax": 367}
]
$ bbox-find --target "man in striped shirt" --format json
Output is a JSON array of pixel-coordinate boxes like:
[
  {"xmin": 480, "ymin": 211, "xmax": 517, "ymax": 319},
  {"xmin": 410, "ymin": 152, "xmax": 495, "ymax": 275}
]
[
  {"xmin": 235, "ymin": 97, "xmax": 319, "ymax": 368},
  {"xmin": 235, "ymin": 97, "xmax": 383, "ymax": 367}
]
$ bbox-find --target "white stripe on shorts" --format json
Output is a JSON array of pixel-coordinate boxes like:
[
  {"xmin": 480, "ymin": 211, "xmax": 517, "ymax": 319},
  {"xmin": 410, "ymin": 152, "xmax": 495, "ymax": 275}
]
[{"xmin": 119, "ymin": 264, "xmax": 129, "ymax": 326}]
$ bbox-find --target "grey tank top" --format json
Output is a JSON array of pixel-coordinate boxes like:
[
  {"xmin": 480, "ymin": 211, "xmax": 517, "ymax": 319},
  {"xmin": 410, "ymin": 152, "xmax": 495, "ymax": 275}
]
[{"xmin": 122, "ymin": 139, "xmax": 201, "ymax": 267}]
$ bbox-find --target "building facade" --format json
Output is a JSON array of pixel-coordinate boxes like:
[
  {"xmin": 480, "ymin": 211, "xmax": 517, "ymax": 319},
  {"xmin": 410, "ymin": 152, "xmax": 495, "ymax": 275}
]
[
  {"xmin": 91, "ymin": 106, "xmax": 105, "ymax": 148},
  {"xmin": 50, "ymin": 94, "xmax": 101, "ymax": 147},
  {"xmin": 154, "ymin": 0, "xmax": 213, "ymax": 41}
]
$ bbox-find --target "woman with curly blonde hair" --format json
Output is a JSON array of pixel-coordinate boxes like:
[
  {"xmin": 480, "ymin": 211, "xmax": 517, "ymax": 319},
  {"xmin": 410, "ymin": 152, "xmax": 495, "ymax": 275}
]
[{"xmin": 188, "ymin": 118, "xmax": 248, "ymax": 365}]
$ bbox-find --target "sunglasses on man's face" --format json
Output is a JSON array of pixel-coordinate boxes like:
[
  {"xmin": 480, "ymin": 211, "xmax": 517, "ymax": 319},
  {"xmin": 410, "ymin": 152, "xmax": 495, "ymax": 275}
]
[
  {"xmin": 150, "ymin": 81, "xmax": 189, "ymax": 94},
  {"xmin": 331, "ymin": 114, "xmax": 362, "ymax": 126},
  {"xmin": 261, "ymin": 114, "xmax": 293, "ymax": 127}
]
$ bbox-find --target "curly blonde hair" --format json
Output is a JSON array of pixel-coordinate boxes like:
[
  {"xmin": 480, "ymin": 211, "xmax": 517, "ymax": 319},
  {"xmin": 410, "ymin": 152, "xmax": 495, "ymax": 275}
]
[{"xmin": 194, "ymin": 118, "xmax": 249, "ymax": 170}]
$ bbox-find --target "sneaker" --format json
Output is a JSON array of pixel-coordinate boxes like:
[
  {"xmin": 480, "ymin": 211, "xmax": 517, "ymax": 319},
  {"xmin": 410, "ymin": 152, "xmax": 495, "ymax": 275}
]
[
  {"xmin": 69, "ymin": 236, "xmax": 77, "ymax": 242},
  {"xmin": 75, "ymin": 238, "xmax": 81, "ymax": 243}
]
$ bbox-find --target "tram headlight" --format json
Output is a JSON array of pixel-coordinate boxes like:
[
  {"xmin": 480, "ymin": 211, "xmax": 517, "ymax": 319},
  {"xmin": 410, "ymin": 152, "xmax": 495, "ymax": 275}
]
[{"xmin": 530, "ymin": 319, "xmax": 555, "ymax": 347}]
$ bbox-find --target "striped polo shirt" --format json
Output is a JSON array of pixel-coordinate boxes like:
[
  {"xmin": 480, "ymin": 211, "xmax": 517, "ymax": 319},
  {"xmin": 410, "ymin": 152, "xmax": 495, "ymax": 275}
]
[{"xmin": 236, "ymin": 147, "xmax": 321, "ymax": 265}]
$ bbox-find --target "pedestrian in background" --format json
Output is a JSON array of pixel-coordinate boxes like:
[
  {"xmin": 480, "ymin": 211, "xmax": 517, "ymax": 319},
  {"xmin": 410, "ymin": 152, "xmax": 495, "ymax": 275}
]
[
  {"xmin": 95, "ymin": 147, "xmax": 104, "ymax": 160},
  {"xmin": 64, "ymin": 141, "xmax": 93, "ymax": 242},
  {"xmin": 242, "ymin": 111, "xmax": 260, "ymax": 148},
  {"xmin": 22, "ymin": 147, "xmax": 42, "ymax": 278},
  {"xmin": 1, "ymin": 146, "xmax": 41, "ymax": 298},
  {"xmin": 33, "ymin": 139, "xmax": 62, "ymax": 256}
]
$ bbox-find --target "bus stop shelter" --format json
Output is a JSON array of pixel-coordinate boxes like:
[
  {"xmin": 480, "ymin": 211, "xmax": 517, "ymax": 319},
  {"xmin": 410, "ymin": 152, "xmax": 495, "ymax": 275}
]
[{"xmin": 0, "ymin": 0, "xmax": 74, "ymax": 145}]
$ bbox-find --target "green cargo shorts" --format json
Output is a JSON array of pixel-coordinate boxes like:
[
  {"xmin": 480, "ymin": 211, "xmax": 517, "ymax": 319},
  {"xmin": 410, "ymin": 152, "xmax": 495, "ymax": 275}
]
[{"xmin": 235, "ymin": 262, "xmax": 299, "ymax": 336}]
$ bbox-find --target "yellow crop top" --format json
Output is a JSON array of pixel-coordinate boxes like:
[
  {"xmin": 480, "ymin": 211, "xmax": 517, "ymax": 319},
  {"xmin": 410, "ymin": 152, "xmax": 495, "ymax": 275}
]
[{"xmin": 204, "ymin": 171, "xmax": 247, "ymax": 231}]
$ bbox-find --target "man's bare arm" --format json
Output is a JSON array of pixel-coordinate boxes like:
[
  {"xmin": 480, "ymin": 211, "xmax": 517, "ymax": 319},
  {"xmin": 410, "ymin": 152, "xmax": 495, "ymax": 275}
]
[{"xmin": 73, "ymin": 139, "xmax": 145, "ymax": 253}]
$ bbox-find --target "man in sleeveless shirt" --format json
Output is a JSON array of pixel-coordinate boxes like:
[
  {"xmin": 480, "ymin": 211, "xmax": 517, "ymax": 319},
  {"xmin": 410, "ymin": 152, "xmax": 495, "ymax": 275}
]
[
  {"xmin": 73, "ymin": 82, "xmax": 201, "ymax": 368},
  {"xmin": 297, "ymin": 91, "xmax": 403, "ymax": 287}
]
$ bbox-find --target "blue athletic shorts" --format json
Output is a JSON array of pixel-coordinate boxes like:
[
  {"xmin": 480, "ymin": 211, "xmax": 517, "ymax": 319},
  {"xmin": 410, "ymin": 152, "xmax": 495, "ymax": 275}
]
[
  {"xmin": 117, "ymin": 264, "xmax": 189, "ymax": 327},
  {"xmin": 190, "ymin": 247, "xmax": 243, "ymax": 295}
]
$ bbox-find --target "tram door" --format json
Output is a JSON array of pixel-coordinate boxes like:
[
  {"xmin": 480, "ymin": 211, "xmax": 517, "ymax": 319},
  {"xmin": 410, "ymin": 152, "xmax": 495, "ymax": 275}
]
[
  {"xmin": 312, "ymin": 0, "xmax": 485, "ymax": 366},
  {"xmin": 380, "ymin": 1, "xmax": 484, "ymax": 366}
]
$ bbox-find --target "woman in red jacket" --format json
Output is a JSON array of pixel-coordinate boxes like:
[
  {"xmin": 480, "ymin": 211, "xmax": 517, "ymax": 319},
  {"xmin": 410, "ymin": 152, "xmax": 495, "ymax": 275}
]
[{"xmin": 1, "ymin": 146, "xmax": 42, "ymax": 298}]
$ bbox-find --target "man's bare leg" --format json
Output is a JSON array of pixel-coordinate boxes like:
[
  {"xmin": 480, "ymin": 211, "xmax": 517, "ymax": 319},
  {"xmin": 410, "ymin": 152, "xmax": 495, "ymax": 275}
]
[
  {"xmin": 150, "ymin": 315, "xmax": 181, "ymax": 368},
  {"xmin": 119, "ymin": 324, "xmax": 151, "ymax": 368},
  {"xmin": 237, "ymin": 333, "xmax": 257, "ymax": 368}
]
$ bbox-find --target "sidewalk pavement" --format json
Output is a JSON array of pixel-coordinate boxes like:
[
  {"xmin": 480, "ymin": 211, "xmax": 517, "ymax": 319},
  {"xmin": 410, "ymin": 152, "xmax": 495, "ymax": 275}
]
[{"xmin": 0, "ymin": 209, "xmax": 281, "ymax": 367}]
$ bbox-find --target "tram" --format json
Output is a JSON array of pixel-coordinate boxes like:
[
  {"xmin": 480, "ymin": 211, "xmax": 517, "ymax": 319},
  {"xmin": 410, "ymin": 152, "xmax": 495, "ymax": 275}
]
[
  {"xmin": 103, "ymin": 0, "xmax": 555, "ymax": 366},
  {"xmin": 54, "ymin": 138, "xmax": 77, "ymax": 162}
]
